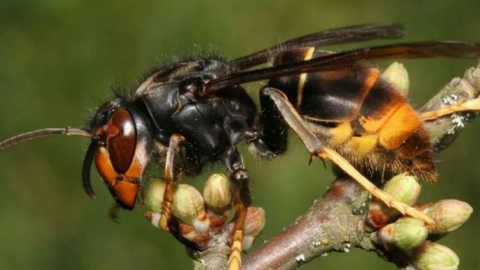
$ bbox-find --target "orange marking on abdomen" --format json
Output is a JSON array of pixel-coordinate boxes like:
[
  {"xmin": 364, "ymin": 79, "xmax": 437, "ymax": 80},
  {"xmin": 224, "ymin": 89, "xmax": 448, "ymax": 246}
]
[
  {"xmin": 379, "ymin": 103, "xmax": 422, "ymax": 149},
  {"xmin": 355, "ymin": 77, "xmax": 407, "ymax": 135},
  {"xmin": 343, "ymin": 134, "xmax": 378, "ymax": 156},
  {"xmin": 363, "ymin": 69, "xmax": 381, "ymax": 99},
  {"xmin": 328, "ymin": 122, "xmax": 353, "ymax": 146}
]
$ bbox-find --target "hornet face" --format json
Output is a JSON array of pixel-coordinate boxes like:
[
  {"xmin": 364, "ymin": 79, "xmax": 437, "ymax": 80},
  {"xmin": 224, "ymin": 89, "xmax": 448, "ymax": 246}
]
[{"xmin": 85, "ymin": 97, "xmax": 154, "ymax": 209}]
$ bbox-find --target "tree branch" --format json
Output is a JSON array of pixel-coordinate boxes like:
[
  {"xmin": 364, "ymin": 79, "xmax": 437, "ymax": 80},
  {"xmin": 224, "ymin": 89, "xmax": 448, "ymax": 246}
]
[{"xmin": 242, "ymin": 177, "xmax": 375, "ymax": 270}]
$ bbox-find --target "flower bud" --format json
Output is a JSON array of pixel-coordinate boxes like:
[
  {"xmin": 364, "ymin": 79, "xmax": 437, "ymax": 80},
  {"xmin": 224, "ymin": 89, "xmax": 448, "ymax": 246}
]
[
  {"xmin": 383, "ymin": 62, "xmax": 410, "ymax": 94},
  {"xmin": 366, "ymin": 174, "xmax": 421, "ymax": 228},
  {"xmin": 381, "ymin": 174, "xmax": 421, "ymax": 216},
  {"xmin": 411, "ymin": 242, "xmax": 459, "ymax": 270},
  {"xmin": 423, "ymin": 199, "xmax": 473, "ymax": 234},
  {"xmin": 242, "ymin": 207, "xmax": 266, "ymax": 250},
  {"xmin": 142, "ymin": 178, "xmax": 167, "ymax": 213},
  {"xmin": 377, "ymin": 217, "xmax": 428, "ymax": 251},
  {"xmin": 172, "ymin": 184, "xmax": 210, "ymax": 234},
  {"xmin": 203, "ymin": 174, "xmax": 232, "ymax": 211},
  {"xmin": 203, "ymin": 174, "xmax": 232, "ymax": 228}
]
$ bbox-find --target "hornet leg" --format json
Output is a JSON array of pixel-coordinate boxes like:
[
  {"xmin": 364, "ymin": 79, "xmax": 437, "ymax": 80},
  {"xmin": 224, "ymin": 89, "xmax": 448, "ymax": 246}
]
[
  {"xmin": 223, "ymin": 146, "xmax": 251, "ymax": 270},
  {"xmin": 158, "ymin": 134, "xmax": 185, "ymax": 231},
  {"xmin": 420, "ymin": 98, "xmax": 480, "ymax": 121},
  {"xmin": 260, "ymin": 86, "xmax": 436, "ymax": 228}
]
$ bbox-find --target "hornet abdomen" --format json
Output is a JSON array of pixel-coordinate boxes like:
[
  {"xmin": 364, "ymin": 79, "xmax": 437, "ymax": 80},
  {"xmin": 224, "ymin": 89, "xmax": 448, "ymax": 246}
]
[{"xmin": 264, "ymin": 47, "xmax": 436, "ymax": 182}]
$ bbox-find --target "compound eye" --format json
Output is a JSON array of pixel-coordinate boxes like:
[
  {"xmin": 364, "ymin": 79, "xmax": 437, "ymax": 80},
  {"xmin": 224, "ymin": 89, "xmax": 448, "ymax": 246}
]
[{"xmin": 106, "ymin": 109, "xmax": 136, "ymax": 173}]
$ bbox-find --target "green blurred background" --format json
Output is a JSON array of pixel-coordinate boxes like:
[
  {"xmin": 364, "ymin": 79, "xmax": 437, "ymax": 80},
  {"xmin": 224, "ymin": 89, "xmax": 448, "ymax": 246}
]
[{"xmin": 1, "ymin": 0, "xmax": 479, "ymax": 269}]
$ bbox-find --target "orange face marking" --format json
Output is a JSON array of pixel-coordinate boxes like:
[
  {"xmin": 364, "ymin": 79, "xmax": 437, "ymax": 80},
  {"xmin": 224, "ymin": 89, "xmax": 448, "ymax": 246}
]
[
  {"xmin": 94, "ymin": 146, "xmax": 141, "ymax": 209},
  {"xmin": 112, "ymin": 180, "xmax": 139, "ymax": 209},
  {"xmin": 94, "ymin": 146, "xmax": 119, "ymax": 187},
  {"xmin": 379, "ymin": 103, "xmax": 422, "ymax": 149}
]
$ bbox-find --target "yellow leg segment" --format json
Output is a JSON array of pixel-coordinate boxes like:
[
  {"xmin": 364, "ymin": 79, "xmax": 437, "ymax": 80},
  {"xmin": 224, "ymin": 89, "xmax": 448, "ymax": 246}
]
[
  {"xmin": 158, "ymin": 134, "xmax": 185, "ymax": 231},
  {"xmin": 421, "ymin": 98, "xmax": 480, "ymax": 121},
  {"xmin": 228, "ymin": 187, "xmax": 248, "ymax": 270}
]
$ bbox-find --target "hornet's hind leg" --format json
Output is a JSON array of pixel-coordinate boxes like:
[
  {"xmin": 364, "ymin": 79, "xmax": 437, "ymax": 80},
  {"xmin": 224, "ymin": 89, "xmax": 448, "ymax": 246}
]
[
  {"xmin": 260, "ymin": 86, "xmax": 436, "ymax": 228},
  {"xmin": 420, "ymin": 98, "xmax": 480, "ymax": 121}
]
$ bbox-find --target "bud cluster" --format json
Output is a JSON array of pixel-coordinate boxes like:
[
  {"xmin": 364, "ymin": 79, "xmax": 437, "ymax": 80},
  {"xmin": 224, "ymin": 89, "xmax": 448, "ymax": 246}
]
[
  {"xmin": 141, "ymin": 174, "xmax": 266, "ymax": 251},
  {"xmin": 365, "ymin": 173, "xmax": 472, "ymax": 270}
]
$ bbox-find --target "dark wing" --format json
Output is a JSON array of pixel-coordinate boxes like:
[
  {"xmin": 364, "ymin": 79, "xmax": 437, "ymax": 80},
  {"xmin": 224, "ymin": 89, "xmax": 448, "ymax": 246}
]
[
  {"xmin": 204, "ymin": 41, "xmax": 480, "ymax": 93},
  {"xmin": 231, "ymin": 23, "xmax": 405, "ymax": 70}
]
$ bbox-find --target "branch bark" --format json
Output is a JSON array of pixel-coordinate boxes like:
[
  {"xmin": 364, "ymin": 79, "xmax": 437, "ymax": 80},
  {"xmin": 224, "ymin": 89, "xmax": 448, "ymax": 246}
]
[{"xmin": 242, "ymin": 177, "xmax": 375, "ymax": 270}]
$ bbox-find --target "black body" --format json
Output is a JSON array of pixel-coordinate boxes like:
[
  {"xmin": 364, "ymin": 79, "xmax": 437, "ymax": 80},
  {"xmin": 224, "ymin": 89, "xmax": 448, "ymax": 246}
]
[
  {"xmin": 87, "ymin": 58, "xmax": 275, "ymax": 207},
  {"xmin": 129, "ymin": 59, "xmax": 274, "ymax": 176}
]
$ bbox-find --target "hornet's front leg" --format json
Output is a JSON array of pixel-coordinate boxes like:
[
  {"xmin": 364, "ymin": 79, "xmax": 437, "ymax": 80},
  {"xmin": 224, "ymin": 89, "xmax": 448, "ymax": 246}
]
[
  {"xmin": 260, "ymin": 86, "xmax": 436, "ymax": 228},
  {"xmin": 158, "ymin": 134, "xmax": 185, "ymax": 231},
  {"xmin": 223, "ymin": 146, "xmax": 251, "ymax": 270}
]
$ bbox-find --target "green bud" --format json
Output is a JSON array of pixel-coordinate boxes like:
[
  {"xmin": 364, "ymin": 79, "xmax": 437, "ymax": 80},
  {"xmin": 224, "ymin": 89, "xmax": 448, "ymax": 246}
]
[
  {"xmin": 393, "ymin": 218, "xmax": 428, "ymax": 250},
  {"xmin": 367, "ymin": 174, "xmax": 421, "ymax": 228},
  {"xmin": 423, "ymin": 199, "xmax": 473, "ymax": 234},
  {"xmin": 412, "ymin": 242, "xmax": 459, "ymax": 270},
  {"xmin": 244, "ymin": 207, "xmax": 266, "ymax": 237},
  {"xmin": 380, "ymin": 173, "xmax": 421, "ymax": 216},
  {"xmin": 203, "ymin": 174, "xmax": 232, "ymax": 214},
  {"xmin": 377, "ymin": 217, "xmax": 428, "ymax": 251},
  {"xmin": 243, "ymin": 207, "xmax": 266, "ymax": 250},
  {"xmin": 383, "ymin": 62, "xmax": 410, "ymax": 94},
  {"xmin": 143, "ymin": 178, "xmax": 166, "ymax": 213},
  {"xmin": 365, "ymin": 173, "xmax": 422, "ymax": 228},
  {"xmin": 173, "ymin": 184, "xmax": 210, "ymax": 234}
]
